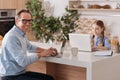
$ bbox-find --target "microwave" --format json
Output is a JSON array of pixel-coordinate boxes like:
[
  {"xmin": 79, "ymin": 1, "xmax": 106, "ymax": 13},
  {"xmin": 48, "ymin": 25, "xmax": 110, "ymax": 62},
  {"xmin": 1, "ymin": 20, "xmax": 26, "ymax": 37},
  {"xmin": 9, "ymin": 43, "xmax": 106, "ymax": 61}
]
[{"xmin": 0, "ymin": 9, "xmax": 16, "ymax": 18}]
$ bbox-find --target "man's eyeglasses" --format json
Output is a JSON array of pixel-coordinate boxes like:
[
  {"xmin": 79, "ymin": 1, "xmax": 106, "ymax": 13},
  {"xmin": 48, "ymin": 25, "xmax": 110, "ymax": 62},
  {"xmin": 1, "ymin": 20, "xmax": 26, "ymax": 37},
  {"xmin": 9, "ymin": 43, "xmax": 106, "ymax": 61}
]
[{"xmin": 19, "ymin": 19, "xmax": 33, "ymax": 24}]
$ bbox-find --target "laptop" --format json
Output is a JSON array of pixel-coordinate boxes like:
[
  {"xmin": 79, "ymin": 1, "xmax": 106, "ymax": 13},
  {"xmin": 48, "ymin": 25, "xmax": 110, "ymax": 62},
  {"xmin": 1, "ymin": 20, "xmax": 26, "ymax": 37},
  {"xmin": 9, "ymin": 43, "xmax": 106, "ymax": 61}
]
[
  {"xmin": 30, "ymin": 41, "xmax": 64, "ymax": 58},
  {"xmin": 69, "ymin": 33, "xmax": 92, "ymax": 52}
]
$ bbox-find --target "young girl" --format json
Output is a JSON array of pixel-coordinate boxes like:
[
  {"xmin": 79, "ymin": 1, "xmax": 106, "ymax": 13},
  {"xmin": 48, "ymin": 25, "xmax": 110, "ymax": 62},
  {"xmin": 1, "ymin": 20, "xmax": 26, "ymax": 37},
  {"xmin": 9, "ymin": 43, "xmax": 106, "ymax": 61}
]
[{"xmin": 91, "ymin": 20, "xmax": 111, "ymax": 50}]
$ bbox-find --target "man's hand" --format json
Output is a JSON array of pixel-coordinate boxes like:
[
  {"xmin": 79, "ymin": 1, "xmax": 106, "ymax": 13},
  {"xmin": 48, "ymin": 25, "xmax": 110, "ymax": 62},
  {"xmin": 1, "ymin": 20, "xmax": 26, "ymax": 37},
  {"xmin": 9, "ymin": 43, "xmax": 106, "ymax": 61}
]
[{"xmin": 37, "ymin": 47, "xmax": 57, "ymax": 58}]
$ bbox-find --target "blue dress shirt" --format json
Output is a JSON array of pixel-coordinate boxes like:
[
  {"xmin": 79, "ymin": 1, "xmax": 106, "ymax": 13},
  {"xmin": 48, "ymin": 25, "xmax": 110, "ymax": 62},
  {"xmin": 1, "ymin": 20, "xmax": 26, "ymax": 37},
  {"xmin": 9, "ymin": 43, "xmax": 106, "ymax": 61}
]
[
  {"xmin": 94, "ymin": 36, "xmax": 111, "ymax": 49},
  {"xmin": 0, "ymin": 25, "xmax": 38, "ymax": 76}
]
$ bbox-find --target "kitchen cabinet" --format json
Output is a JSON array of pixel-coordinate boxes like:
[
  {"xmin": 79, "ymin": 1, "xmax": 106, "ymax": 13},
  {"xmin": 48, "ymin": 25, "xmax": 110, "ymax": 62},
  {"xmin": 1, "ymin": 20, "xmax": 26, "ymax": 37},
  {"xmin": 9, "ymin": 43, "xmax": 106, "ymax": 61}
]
[
  {"xmin": 69, "ymin": 0, "xmax": 120, "ymax": 12},
  {"xmin": 16, "ymin": 0, "xmax": 28, "ymax": 11},
  {"xmin": 0, "ymin": 0, "xmax": 28, "ymax": 11},
  {"xmin": 0, "ymin": 0, "xmax": 17, "ymax": 9}
]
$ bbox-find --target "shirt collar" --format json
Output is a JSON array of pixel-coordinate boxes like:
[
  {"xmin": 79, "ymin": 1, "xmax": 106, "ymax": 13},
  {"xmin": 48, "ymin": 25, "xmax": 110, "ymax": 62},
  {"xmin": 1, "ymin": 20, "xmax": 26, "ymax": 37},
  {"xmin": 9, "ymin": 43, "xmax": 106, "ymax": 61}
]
[
  {"xmin": 95, "ymin": 36, "xmax": 101, "ymax": 40},
  {"xmin": 13, "ymin": 25, "xmax": 25, "ymax": 37}
]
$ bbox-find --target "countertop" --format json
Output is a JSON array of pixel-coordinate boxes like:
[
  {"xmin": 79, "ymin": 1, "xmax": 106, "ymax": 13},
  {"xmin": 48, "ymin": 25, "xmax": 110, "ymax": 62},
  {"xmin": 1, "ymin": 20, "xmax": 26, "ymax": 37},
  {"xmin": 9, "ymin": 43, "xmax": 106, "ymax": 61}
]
[
  {"xmin": 0, "ymin": 41, "xmax": 119, "ymax": 68},
  {"xmin": 30, "ymin": 41, "xmax": 120, "ymax": 68}
]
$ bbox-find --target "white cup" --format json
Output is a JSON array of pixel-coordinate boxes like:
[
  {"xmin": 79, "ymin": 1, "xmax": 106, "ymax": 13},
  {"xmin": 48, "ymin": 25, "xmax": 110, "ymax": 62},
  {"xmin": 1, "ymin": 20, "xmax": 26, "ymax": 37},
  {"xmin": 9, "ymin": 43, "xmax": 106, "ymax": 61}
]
[{"xmin": 71, "ymin": 47, "xmax": 78, "ymax": 56}]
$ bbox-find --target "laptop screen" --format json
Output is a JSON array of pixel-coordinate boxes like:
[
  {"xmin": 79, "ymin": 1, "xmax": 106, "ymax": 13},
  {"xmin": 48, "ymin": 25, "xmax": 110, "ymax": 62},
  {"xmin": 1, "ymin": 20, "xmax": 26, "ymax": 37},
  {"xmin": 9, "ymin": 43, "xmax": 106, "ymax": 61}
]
[{"xmin": 69, "ymin": 33, "xmax": 92, "ymax": 52}]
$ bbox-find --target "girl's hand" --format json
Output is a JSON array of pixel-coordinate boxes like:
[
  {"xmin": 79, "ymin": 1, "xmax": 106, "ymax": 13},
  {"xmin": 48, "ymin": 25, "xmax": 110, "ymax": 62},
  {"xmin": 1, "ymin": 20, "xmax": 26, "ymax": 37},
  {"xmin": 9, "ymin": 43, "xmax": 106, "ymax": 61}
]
[
  {"xmin": 92, "ymin": 46, "xmax": 99, "ymax": 51},
  {"xmin": 92, "ymin": 46, "xmax": 108, "ymax": 51}
]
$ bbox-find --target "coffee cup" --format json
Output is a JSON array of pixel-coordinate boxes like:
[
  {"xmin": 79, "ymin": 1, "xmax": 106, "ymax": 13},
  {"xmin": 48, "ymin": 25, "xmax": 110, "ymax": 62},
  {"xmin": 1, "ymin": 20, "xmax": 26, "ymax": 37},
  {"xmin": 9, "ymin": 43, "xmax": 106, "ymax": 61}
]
[{"xmin": 71, "ymin": 47, "xmax": 78, "ymax": 56}]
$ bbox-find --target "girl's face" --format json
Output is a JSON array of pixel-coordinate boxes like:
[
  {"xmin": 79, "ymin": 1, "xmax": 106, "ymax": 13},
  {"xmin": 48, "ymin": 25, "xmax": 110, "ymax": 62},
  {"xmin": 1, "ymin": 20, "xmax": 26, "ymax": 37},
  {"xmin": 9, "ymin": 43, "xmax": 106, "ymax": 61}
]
[{"xmin": 92, "ymin": 24, "xmax": 104, "ymax": 36}]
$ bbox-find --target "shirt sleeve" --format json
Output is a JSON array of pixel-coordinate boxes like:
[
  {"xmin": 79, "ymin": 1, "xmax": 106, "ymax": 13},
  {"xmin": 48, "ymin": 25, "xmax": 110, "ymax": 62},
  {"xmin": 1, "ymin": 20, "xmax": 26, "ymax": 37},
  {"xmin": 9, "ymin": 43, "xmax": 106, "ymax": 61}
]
[
  {"xmin": 25, "ymin": 38, "xmax": 37, "ymax": 53},
  {"xmin": 104, "ymin": 37, "xmax": 111, "ymax": 50},
  {"xmin": 6, "ymin": 35, "xmax": 38, "ymax": 67}
]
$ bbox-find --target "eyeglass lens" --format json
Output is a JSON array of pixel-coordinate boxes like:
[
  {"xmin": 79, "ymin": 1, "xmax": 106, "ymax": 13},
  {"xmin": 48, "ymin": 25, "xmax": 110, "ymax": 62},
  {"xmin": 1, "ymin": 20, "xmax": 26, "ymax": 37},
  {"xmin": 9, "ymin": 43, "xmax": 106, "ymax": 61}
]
[{"xmin": 20, "ymin": 19, "xmax": 33, "ymax": 24}]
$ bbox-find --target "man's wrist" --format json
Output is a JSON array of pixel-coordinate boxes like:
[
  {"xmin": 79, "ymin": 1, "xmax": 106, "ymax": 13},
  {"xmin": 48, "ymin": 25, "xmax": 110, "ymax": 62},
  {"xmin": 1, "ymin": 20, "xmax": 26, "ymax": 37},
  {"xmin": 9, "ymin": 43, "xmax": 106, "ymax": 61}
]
[{"xmin": 37, "ymin": 53, "xmax": 42, "ymax": 58}]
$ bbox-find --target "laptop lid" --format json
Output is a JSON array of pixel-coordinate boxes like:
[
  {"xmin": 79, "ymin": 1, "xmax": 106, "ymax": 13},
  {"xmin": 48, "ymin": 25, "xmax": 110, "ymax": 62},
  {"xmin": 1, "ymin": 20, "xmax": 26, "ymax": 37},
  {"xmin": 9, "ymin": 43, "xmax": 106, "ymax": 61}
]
[{"xmin": 69, "ymin": 33, "xmax": 92, "ymax": 52}]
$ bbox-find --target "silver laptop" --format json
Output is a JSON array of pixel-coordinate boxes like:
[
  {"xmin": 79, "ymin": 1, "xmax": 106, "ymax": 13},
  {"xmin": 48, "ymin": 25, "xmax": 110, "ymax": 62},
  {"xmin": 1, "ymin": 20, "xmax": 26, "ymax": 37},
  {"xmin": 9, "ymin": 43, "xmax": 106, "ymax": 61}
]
[
  {"xmin": 69, "ymin": 33, "xmax": 92, "ymax": 52},
  {"xmin": 30, "ymin": 41, "xmax": 63, "ymax": 57}
]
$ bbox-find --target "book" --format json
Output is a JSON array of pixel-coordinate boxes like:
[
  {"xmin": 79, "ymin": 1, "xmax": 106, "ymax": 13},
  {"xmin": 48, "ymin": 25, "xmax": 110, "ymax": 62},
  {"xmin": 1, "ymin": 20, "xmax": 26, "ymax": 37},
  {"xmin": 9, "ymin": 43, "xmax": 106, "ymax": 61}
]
[{"xmin": 94, "ymin": 50, "xmax": 113, "ymax": 56}]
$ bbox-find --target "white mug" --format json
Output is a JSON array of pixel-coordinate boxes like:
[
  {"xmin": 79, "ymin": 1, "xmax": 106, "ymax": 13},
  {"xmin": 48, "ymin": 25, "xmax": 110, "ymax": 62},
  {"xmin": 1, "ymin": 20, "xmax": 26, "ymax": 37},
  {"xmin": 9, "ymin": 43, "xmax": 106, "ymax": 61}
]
[{"xmin": 71, "ymin": 47, "xmax": 78, "ymax": 56}]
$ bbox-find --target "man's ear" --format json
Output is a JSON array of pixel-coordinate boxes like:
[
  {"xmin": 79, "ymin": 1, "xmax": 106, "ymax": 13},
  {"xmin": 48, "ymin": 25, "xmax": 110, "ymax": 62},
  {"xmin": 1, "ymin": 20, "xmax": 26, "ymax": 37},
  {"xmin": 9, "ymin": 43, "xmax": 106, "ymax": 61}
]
[{"xmin": 15, "ymin": 18, "xmax": 19, "ymax": 25}]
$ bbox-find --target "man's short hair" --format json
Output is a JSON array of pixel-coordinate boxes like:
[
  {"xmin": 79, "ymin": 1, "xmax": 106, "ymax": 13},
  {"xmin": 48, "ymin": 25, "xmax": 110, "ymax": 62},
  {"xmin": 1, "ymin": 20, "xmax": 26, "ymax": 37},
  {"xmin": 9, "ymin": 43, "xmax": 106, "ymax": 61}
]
[{"xmin": 15, "ymin": 9, "xmax": 32, "ymax": 19}]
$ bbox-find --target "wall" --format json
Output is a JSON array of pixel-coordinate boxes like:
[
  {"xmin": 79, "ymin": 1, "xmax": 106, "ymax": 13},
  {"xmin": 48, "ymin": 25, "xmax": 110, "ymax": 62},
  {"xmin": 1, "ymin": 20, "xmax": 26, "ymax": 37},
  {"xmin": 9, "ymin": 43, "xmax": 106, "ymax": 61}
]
[
  {"xmin": 44, "ymin": 0, "xmax": 68, "ymax": 17},
  {"xmin": 44, "ymin": 0, "xmax": 120, "ymax": 42}
]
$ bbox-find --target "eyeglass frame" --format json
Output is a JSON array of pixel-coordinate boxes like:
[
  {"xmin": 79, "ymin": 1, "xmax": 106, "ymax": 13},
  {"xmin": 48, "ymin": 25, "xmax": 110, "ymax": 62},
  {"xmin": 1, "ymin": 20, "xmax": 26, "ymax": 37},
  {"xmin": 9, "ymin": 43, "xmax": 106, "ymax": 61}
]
[{"xmin": 18, "ymin": 18, "xmax": 33, "ymax": 24}]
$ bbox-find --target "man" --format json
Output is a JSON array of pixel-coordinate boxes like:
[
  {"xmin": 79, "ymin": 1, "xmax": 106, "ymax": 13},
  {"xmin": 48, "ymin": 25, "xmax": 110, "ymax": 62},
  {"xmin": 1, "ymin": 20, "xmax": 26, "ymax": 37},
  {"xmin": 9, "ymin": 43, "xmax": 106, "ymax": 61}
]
[{"xmin": 0, "ymin": 9, "xmax": 57, "ymax": 80}]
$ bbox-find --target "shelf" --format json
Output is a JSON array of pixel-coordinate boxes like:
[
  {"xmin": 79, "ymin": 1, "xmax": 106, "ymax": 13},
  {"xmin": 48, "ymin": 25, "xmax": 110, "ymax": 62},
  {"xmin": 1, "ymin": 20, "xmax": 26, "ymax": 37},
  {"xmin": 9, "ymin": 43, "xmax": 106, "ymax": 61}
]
[
  {"xmin": 69, "ymin": 0, "xmax": 120, "ymax": 1},
  {"xmin": 69, "ymin": 0, "xmax": 120, "ymax": 11},
  {"xmin": 69, "ymin": 8, "xmax": 120, "ymax": 12}
]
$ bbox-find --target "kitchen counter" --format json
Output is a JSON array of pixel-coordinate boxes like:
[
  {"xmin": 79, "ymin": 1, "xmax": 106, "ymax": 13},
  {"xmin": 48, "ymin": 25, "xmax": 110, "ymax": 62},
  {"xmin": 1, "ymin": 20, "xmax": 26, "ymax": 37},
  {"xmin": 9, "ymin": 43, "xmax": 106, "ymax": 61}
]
[
  {"xmin": 31, "ymin": 41, "xmax": 120, "ymax": 80},
  {"xmin": 40, "ymin": 51, "xmax": 120, "ymax": 80}
]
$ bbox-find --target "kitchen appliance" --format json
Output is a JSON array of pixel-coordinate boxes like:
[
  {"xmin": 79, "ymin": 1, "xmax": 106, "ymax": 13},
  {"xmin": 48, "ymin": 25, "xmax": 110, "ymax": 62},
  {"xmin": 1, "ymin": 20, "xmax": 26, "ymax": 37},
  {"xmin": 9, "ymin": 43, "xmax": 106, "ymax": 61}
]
[{"xmin": 0, "ymin": 9, "xmax": 16, "ymax": 37}]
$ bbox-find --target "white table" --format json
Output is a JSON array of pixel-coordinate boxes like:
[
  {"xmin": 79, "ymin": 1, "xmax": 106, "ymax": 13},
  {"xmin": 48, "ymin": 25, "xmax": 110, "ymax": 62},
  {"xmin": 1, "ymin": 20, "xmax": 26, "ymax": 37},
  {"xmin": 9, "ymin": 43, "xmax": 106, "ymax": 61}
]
[
  {"xmin": 41, "ymin": 52, "xmax": 120, "ymax": 80},
  {"xmin": 31, "ymin": 41, "xmax": 120, "ymax": 80}
]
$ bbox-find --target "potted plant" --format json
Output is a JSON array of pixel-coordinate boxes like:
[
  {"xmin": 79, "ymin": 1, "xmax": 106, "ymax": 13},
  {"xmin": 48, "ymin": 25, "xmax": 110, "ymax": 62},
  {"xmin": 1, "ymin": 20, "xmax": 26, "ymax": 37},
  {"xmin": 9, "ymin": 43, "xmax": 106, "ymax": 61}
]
[{"xmin": 26, "ymin": 0, "xmax": 62, "ymax": 43}]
